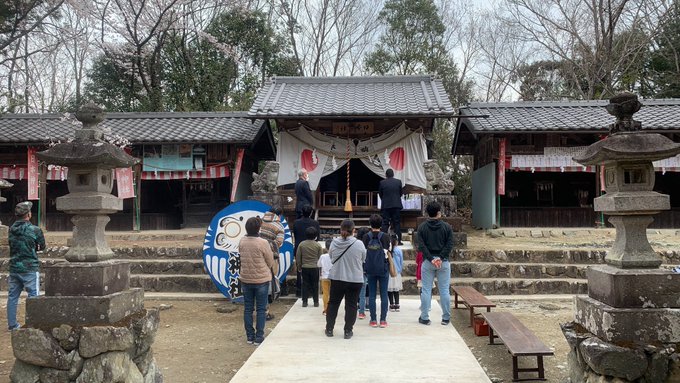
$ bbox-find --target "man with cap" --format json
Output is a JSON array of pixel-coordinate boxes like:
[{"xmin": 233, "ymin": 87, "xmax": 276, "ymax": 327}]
[{"xmin": 6, "ymin": 201, "xmax": 45, "ymax": 331}]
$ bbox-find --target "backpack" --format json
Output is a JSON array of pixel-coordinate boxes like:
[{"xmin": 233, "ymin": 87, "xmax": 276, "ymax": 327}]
[{"xmin": 364, "ymin": 232, "xmax": 387, "ymax": 276}]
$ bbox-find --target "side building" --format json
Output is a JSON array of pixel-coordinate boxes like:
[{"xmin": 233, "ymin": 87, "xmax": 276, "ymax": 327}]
[
  {"xmin": 0, "ymin": 112, "xmax": 275, "ymax": 230},
  {"xmin": 453, "ymin": 99, "xmax": 680, "ymax": 228}
]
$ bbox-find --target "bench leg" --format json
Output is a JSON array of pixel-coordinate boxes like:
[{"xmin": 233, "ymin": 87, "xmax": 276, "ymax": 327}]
[
  {"xmin": 488, "ymin": 327, "xmax": 495, "ymax": 345},
  {"xmin": 469, "ymin": 308, "xmax": 475, "ymax": 327},
  {"xmin": 454, "ymin": 292, "xmax": 459, "ymax": 309},
  {"xmin": 510, "ymin": 355, "xmax": 548, "ymax": 382}
]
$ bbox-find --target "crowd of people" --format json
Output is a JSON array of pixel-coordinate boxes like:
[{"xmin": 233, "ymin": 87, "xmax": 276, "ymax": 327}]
[{"xmin": 238, "ymin": 167, "xmax": 454, "ymax": 345}]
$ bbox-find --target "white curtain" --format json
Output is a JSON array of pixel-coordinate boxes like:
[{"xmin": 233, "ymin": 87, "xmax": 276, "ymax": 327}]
[{"xmin": 276, "ymin": 123, "xmax": 427, "ymax": 190}]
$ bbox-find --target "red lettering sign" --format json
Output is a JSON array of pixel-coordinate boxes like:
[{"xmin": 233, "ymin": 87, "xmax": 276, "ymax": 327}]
[
  {"xmin": 27, "ymin": 148, "xmax": 39, "ymax": 200},
  {"xmin": 116, "ymin": 168, "xmax": 135, "ymax": 199},
  {"xmin": 498, "ymin": 138, "xmax": 506, "ymax": 195}
]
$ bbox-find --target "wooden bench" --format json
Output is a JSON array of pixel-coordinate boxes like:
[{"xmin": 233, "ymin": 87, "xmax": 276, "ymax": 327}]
[
  {"xmin": 483, "ymin": 312, "xmax": 554, "ymax": 382},
  {"xmin": 452, "ymin": 285, "xmax": 496, "ymax": 326}
]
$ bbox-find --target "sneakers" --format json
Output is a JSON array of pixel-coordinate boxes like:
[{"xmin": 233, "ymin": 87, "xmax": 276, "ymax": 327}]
[
  {"xmin": 389, "ymin": 304, "xmax": 395, "ymax": 312},
  {"xmin": 253, "ymin": 338, "xmax": 264, "ymax": 346},
  {"xmin": 358, "ymin": 313, "xmax": 366, "ymax": 320},
  {"xmin": 344, "ymin": 330, "xmax": 353, "ymax": 339},
  {"xmin": 441, "ymin": 319, "xmax": 450, "ymax": 325},
  {"xmin": 246, "ymin": 338, "xmax": 254, "ymax": 344},
  {"xmin": 395, "ymin": 305, "xmax": 400, "ymax": 312},
  {"xmin": 418, "ymin": 317, "xmax": 431, "ymax": 325},
  {"xmin": 266, "ymin": 313, "xmax": 275, "ymax": 321},
  {"xmin": 369, "ymin": 321, "xmax": 378, "ymax": 328},
  {"xmin": 302, "ymin": 302, "xmax": 308, "ymax": 307},
  {"xmin": 313, "ymin": 302, "xmax": 319, "ymax": 307},
  {"xmin": 379, "ymin": 321, "xmax": 388, "ymax": 328},
  {"xmin": 325, "ymin": 329, "xmax": 334, "ymax": 337}
]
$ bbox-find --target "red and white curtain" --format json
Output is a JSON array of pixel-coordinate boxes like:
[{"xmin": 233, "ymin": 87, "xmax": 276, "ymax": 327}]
[{"xmin": 276, "ymin": 123, "xmax": 428, "ymax": 190}]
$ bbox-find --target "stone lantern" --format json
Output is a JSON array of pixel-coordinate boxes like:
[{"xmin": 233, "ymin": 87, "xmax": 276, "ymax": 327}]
[
  {"xmin": 0, "ymin": 178, "xmax": 13, "ymax": 245},
  {"xmin": 561, "ymin": 93, "xmax": 680, "ymax": 382},
  {"xmin": 9, "ymin": 104, "xmax": 162, "ymax": 382}
]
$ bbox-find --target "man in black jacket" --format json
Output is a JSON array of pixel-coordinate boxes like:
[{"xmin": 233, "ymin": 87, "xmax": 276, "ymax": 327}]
[
  {"xmin": 416, "ymin": 201, "xmax": 454, "ymax": 326},
  {"xmin": 378, "ymin": 169, "xmax": 403, "ymax": 244},
  {"xmin": 292, "ymin": 205, "xmax": 320, "ymax": 297},
  {"xmin": 294, "ymin": 169, "xmax": 313, "ymax": 219}
]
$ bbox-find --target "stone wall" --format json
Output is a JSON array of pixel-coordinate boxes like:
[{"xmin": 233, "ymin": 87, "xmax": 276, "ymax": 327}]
[
  {"xmin": 562, "ymin": 322, "xmax": 679, "ymax": 383},
  {"xmin": 10, "ymin": 309, "xmax": 162, "ymax": 383}
]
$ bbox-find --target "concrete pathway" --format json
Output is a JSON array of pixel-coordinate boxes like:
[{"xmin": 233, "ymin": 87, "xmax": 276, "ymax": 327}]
[{"xmin": 230, "ymin": 297, "xmax": 491, "ymax": 383}]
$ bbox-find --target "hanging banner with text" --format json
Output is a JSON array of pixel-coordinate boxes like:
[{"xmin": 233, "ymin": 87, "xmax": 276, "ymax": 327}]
[
  {"xmin": 230, "ymin": 148, "xmax": 245, "ymax": 202},
  {"xmin": 115, "ymin": 168, "xmax": 135, "ymax": 199},
  {"xmin": 497, "ymin": 138, "xmax": 506, "ymax": 195},
  {"xmin": 27, "ymin": 148, "xmax": 39, "ymax": 200}
]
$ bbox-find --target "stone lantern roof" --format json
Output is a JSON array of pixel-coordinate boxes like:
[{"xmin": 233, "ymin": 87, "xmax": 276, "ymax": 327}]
[
  {"xmin": 573, "ymin": 133, "xmax": 680, "ymax": 165},
  {"xmin": 574, "ymin": 93, "xmax": 680, "ymax": 165},
  {"xmin": 36, "ymin": 103, "xmax": 138, "ymax": 169}
]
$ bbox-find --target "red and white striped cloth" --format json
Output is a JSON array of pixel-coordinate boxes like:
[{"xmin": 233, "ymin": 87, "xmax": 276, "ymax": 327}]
[
  {"xmin": 0, "ymin": 165, "xmax": 230, "ymax": 181},
  {"xmin": 141, "ymin": 165, "xmax": 229, "ymax": 180},
  {"xmin": 510, "ymin": 166, "xmax": 596, "ymax": 173}
]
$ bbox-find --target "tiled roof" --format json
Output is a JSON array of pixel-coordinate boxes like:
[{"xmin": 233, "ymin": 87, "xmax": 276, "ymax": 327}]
[
  {"xmin": 248, "ymin": 75, "xmax": 455, "ymax": 118},
  {"xmin": 0, "ymin": 112, "xmax": 266, "ymax": 144},
  {"xmin": 459, "ymin": 99, "xmax": 680, "ymax": 133}
]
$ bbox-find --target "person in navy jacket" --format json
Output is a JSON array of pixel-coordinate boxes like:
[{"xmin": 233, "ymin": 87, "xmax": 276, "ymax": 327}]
[{"xmin": 378, "ymin": 169, "xmax": 403, "ymax": 244}]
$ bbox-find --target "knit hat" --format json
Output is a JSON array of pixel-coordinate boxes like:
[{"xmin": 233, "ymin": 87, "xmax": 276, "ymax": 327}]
[{"xmin": 15, "ymin": 201, "xmax": 32, "ymax": 216}]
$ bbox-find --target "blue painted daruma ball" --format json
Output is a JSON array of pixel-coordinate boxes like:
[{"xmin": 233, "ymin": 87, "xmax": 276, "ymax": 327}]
[{"xmin": 203, "ymin": 200, "xmax": 294, "ymax": 300}]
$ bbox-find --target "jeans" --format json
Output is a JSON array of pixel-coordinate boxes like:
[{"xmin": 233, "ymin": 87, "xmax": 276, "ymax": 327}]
[
  {"xmin": 242, "ymin": 281, "xmax": 269, "ymax": 342},
  {"xmin": 380, "ymin": 207, "xmax": 402, "ymax": 241},
  {"xmin": 301, "ymin": 267, "xmax": 319, "ymax": 305},
  {"xmin": 358, "ymin": 274, "xmax": 368, "ymax": 314},
  {"xmin": 326, "ymin": 280, "xmax": 362, "ymax": 333},
  {"xmin": 367, "ymin": 273, "xmax": 389, "ymax": 322},
  {"xmin": 420, "ymin": 260, "xmax": 451, "ymax": 322},
  {"xmin": 7, "ymin": 272, "xmax": 39, "ymax": 330}
]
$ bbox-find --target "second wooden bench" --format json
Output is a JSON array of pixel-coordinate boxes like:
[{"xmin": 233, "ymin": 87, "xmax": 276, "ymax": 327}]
[{"xmin": 483, "ymin": 311, "xmax": 554, "ymax": 382}]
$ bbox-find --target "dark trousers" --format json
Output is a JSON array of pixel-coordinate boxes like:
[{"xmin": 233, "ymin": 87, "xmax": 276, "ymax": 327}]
[
  {"xmin": 388, "ymin": 291, "xmax": 400, "ymax": 305},
  {"xmin": 381, "ymin": 207, "xmax": 402, "ymax": 241},
  {"xmin": 325, "ymin": 280, "xmax": 362, "ymax": 332},
  {"xmin": 301, "ymin": 267, "xmax": 320, "ymax": 304}
]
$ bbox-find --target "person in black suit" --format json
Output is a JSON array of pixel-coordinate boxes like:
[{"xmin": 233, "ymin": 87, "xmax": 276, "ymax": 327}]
[
  {"xmin": 378, "ymin": 169, "xmax": 403, "ymax": 244},
  {"xmin": 292, "ymin": 205, "xmax": 320, "ymax": 297},
  {"xmin": 295, "ymin": 168, "xmax": 313, "ymax": 219}
]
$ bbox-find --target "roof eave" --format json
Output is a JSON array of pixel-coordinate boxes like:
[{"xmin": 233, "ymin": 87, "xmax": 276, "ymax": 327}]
[{"xmin": 247, "ymin": 113, "xmax": 457, "ymax": 120}]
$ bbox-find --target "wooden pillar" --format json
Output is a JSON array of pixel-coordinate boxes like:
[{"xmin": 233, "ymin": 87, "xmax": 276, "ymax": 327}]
[
  {"xmin": 38, "ymin": 164, "xmax": 47, "ymax": 230},
  {"xmin": 181, "ymin": 180, "xmax": 187, "ymax": 228}
]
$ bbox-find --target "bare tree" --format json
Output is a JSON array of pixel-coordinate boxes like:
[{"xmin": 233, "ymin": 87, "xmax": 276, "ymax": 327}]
[
  {"xmin": 500, "ymin": 0, "xmax": 666, "ymax": 99},
  {"xmin": 274, "ymin": 0, "xmax": 380, "ymax": 76},
  {"xmin": 0, "ymin": 0, "xmax": 66, "ymax": 53}
]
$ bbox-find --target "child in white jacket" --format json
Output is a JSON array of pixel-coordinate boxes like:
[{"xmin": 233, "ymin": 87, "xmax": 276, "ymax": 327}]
[{"xmin": 317, "ymin": 239, "xmax": 333, "ymax": 314}]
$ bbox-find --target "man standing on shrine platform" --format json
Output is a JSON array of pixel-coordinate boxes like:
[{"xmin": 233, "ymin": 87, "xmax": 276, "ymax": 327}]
[
  {"xmin": 379, "ymin": 169, "xmax": 404, "ymax": 244},
  {"xmin": 295, "ymin": 169, "xmax": 313, "ymax": 219}
]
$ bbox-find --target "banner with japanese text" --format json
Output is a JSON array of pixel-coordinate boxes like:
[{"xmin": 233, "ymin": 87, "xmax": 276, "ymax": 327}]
[
  {"xmin": 115, "ymin": 168, "xmax": 135, "ymax": 199},
  {"xmin": 27, "ymin": 148, "xmax": 39, "ymax": 200}
]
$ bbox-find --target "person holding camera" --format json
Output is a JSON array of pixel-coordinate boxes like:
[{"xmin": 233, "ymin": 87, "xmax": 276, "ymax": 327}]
[
  {"xmin": 417, "ymin": 201, "xmax": 454, "ymax": 326},
  {"xmin": 6, "ymin": 201, "xmax": 45, "ymax": 331}
]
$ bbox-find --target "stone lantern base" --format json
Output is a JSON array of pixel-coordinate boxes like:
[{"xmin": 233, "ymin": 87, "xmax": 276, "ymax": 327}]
[
  {"xmin": 10, "ymin": 309, "xmax": 162, "ymax": 383},
  {"xmin": 11, "ymin": 261, "xmax": 162, "ymax": 383},
  {"xmin": 563, "ymin": 265, "xmax": 680, "ymax": 382}
]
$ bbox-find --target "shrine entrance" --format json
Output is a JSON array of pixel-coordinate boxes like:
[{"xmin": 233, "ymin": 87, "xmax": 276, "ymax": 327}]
[{"xmin": 317, "ymin": 159, "xmax": 382, "ymax": 211}]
